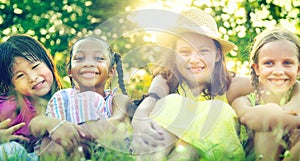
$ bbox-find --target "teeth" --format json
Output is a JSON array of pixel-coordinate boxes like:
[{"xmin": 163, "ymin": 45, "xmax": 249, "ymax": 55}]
[
  {"xmin": 270, "ymin": 79, "xmax": 286, "ymax": 85},
  {"xmin": 189, "ymin": 68, "xmax": 204, "ymax": 72},
  {"xmin": 82, "ymin": 73, "xmax": 97, "ymax": 78},
  {"xmin": 33, "ymin": 82, "xmax": 43, "ymax": 89}
]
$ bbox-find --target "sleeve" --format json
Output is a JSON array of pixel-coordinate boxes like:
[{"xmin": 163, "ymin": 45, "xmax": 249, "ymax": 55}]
[{"xmin": 46, "ymin": 89, "xmax": 69, "ymax": 120}]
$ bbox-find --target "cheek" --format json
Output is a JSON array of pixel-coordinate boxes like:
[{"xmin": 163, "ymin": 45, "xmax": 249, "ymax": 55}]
[
  {"xmin": 39, "ymin": 67, "xmax": 55, "ymax": 87},
  {"xmin": 13, "ymin": 81, "xmax": 31, "ymax": 96}
]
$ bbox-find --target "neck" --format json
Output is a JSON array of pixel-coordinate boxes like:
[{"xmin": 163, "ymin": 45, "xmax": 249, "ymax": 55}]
[
  {"xmin": 185, "ymin": 81, "xmax": 205, "ymax": 97},
  {"xmin": 80, "ymin": 86, "xmax": 105, "ymax": 97},
  {"xmin": 260, "ymin": 87, "xmax": 293, "ymax": 106}
]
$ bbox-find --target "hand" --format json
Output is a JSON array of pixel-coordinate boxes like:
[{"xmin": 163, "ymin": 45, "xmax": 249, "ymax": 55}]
[
  {"xmin": 49, "ymin": 121, "xmax": 84, "ymax": 152},
  {"xmin": 131, "ymin": 117, "xmax": 166, "ymax": 154},
  {"xmin": 240, "ymin": 103, "xmax": 285, "ymax": 131},
  {"xmin": 0, "ymin": 119, "xmax": 29, "ymax": 143},
  {"xmin": 80, "ymin": 119, "xmax": 128, "ymax": 147}
]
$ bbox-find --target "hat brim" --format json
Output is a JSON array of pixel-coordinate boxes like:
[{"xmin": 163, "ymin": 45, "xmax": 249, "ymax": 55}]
[{"xmin": 156, "ymin": 26, "xmax": 236, "ymax": 55}]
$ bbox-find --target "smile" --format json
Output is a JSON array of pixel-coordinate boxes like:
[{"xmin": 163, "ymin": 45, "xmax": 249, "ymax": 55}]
[
  {"xmin": 32, "ymin": 80, "xmax": 45, "ymax": 89},
  {"xmin": 187, "ymin": 67, "xmax": 205, "ymax": 73},
  {"xmin": 80, "ymin": 71, "xmax": 99, "ymax": 78},
  {"xmin": 268, "ymin": 78, "xmax": 288, "ymax": 86}
]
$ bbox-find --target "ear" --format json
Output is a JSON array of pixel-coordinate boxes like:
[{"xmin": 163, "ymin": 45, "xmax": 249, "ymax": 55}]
[
  {"xmin": 297, "ymin": 64, "xmax": 300, "ymax": 76},
  {"xmin": 252, "ymin": 64, "xmax": 260, "ymax": 76},
  {"xmin": 109, "ymin": 66, "xmax": 116, "ymax": 77},
  {"xmin": 68, "ymin": 68, "xmax": 72, "ymax": 77}
]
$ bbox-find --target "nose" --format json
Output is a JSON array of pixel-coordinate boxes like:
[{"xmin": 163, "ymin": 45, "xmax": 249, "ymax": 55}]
[
  {"xmin": 189, "ymin": 51, "xmax": 201, "ymax": 64},
  {"xmin": 272, "ymin": 65, "xmax": 285, "ymax": 75},
  {"xmin": 28, "ymin": 71, "xmax": 38, "ymax": 83},
  {"xmin": 83, "ymin": 57, "xmax": 96, "ymax": 67}
]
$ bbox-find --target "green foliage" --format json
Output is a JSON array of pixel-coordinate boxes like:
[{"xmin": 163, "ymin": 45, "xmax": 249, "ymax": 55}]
[{"xmin": 1, "ymin": 0, "xmax": 299, "ymax": 97}]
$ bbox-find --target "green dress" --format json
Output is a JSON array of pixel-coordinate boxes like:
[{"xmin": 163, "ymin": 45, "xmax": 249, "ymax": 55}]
[{"xmin": 150, "ymin": 85, "xmax": 245, "ymax": 161}]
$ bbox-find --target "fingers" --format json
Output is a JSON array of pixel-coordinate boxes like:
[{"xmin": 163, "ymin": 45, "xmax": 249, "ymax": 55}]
[
  {"xmin": 150, "ymin": 121, "xmax": 165, "ymax": 140},
  {"xmin": 50, "ymin": 123, "xmax": 81, "ymax": 152},
  {"xmin": 54, "ymin": 138, "xmax": 74, "ymax": 152},
  {"xmin": 7, "ymin": 122, "xmax": 25, "ymax": 133},
  {"xmin": 131, "ymin": 136, "xmax": 151, "ymax": 154},
  {"xmin": 10, "ymin": 135, "xmax": 30, "ymax": 142},
  {"xmin": 76, "ymin": 125, "xmax": 88, "ymax": 139},
  {"xmin": 0, "ymin": 119, "xmax": 11, "ymax": 129}
]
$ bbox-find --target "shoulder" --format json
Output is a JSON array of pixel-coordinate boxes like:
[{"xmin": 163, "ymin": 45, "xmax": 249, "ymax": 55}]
[
  {"xmin": 50, "ymin": 88, "xmax": 77, "ymax": 99},
  {"xmin": 113, "ymin": 93, "xmax": 131, "ymax": 104},
  {"xmin": 226, "ymin": 75, "xmax": 253, "ymax": 104}
]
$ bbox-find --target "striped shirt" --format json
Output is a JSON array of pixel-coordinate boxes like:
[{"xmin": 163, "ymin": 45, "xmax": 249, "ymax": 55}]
[{"xmin": 46, "ymin": 88, "xmax": 116, "ymax": 124}]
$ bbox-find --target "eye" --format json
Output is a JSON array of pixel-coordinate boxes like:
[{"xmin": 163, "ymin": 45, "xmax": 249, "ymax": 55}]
[
  {"xmin": 178, "ymin": 49, "xmax": 191, "ymax": 56},
  {"xmin": 95, "ymin": 56, "xmax": 105, "ymax": 61},
  {"xmin": 15, "ymin": 73, "xmax": 24, "ymax": 79},
  {"xmin": 73, "ymin": 56, "xmax": 84, "ymax": 61},
  {"xmin": 263, "ymin": 61, "xmax": 273, "ymax": 66},
  {"xmin": 283, "ymin": 61, "xmax": 293, "ymax": 65},
  {"xmin": 32, "ymin": 63, "xmax": 40, "ymax": 69},
  {"xmin": 198, "ymin": 49, "xmax": 210, "ymax": 55}
]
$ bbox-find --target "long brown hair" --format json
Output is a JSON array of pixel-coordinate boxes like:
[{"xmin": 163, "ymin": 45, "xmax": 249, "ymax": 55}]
[{"xmin": 153, "ymin": 34, "xmax": 232, "ymax": 99}]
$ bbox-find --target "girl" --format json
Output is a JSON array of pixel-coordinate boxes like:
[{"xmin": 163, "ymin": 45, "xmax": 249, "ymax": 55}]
[
  {"xmin": 232, "ymin": 28, "xmax": 300, "ymax": 161},
  {"xmin": 0, "ymin": 34, "xmax": 66, "ymax": 160},
  {"xmin": 131, "ymin": 8, "xmax": 300, "ymax": 160},
  {"xmin": 38, "ymin": 35, "xmax": 131, "ymax": 159},
  {"xmin": 132, "ymin": 8, "xmax": 247, "ymax": 161}
]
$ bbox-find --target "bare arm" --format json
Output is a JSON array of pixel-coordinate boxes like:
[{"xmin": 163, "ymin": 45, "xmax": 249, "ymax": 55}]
[
  {"xmin": 131, "ymin": 75, "xmax": 171, "ymax": 153},
  {"xmin": 133, "ymin": 75, "xmax": 170, "ymax": 118},
  {"xmin": 110, "ymin": 94, "xmax": 131, "ymax": 121},
  {"xmin": 29, "ymin": 115, "xmax": 85, "ymax": 151},
  {"xmin": 231, "ymin": 96, "xmax": 252, "ymax": 118},
  {"xmin": 283, "ymin": 81, "xmax": 300, "ymax": 112},
  {"xmin": 226, "ymin": 75, "xmax": 253, "ymax": 104},
  {"xmin": 29, "ymin": 115, "xmax": 61, "ymax": 137}
]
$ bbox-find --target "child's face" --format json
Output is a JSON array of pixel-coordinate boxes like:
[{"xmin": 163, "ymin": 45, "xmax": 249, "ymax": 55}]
[
  {"xmin": 12, "ymin": 57, "xmax": 54, "ymax": 97},
  {"xmin": 175, "ymin": 33, "xmax": 219, "ymax": 87},
  {"xmin": 253, "ymin": 39, "xmax": 300, "ymax": 94},
  {"xmin": 70, "ymin": 38, "xmax": 113, "ymax": 91}
]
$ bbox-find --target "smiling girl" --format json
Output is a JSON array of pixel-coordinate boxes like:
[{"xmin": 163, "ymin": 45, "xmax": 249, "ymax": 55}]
[
  {"xmin": 36, "ymin": 35, "xmax": 131, "ymax": 160},
  {"xmin": 0, "ymin": 34, "xmax": 63, "ymax": 160},
  {"xmin": 233, "ymin": 27, "xmax": 300, "ymax": 161}
]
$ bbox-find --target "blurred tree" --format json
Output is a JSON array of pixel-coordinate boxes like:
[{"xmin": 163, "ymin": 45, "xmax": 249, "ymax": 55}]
[
  {"xmin": 0, "ymin": 0, "xmax": 299, "ymax": 97},
  {"xmin": 190, "ymin": 0, "xmax": 300, "ymax": 61},
  {"xmin": 0, "ymin": 0, "xmax": 98, "ymax": 85}
]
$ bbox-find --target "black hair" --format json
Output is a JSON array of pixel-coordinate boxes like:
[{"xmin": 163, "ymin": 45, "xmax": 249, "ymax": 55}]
[
  {"xmin": 68, "ymin": 35, "xmax": 128, "ymax": 95},
  {"xmin": 0, "ymin": 35, "xmax": 62, "ymax": 97}
]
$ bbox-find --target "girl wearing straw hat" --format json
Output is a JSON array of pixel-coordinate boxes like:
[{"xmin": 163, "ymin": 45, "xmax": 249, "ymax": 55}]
[{"xmin": 131, "ymin": 8, "xmax": 300, "ymax": 161}]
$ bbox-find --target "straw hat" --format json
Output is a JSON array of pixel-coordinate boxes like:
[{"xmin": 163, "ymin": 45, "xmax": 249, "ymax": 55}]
[{"xmin": 168, "ymin": 8, "xmax": 237, "ymax": 55}]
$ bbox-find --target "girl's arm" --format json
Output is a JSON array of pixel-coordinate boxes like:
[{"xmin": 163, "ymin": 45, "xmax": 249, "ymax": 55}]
[
  {"xmin": 226, "ymin": 75, "xmax": 253, "ymax": 104},
  {"xmin": 231, "ymin": 96, "xmax": 252, "ymax": 118},
  {"xmin": 282, "ymin": 81, "xmax": 300, "ymax": 112},
  {"xmin": 131, "ymin": 75, "xmax": 170, "ymax": 153},
  {"xmin": 239, "ymin": 104, "xmax": 300, "ymax": 131},
  {"xmin": 133, "ymin": 75, "xmax": 170, "ymax": 119},
  {"xmin": 29, "ymin": 115, "xmax": 84, "ymax": 151},
  {"xmin": 109, "ymin": 94, "xmax": 131, "ymax": 121},
  {"xmin": 232, "ymin": 81, "xmax": 300, "ymax": 131}
]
